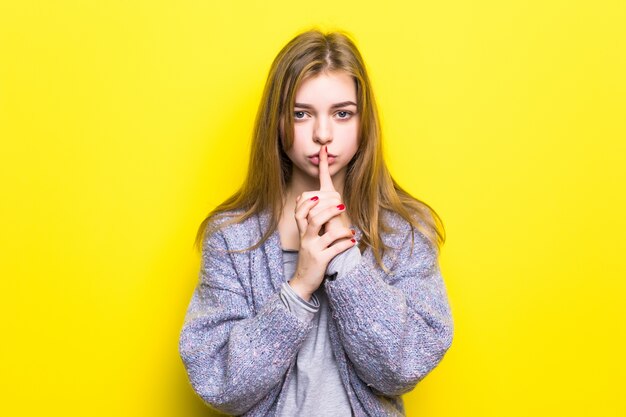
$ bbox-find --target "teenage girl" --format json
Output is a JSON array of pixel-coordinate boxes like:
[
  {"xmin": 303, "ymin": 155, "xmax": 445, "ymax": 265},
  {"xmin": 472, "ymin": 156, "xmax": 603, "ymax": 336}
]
[{"xmin": 179, "ymin": 29, "xmax": 454, "ymax": 417}]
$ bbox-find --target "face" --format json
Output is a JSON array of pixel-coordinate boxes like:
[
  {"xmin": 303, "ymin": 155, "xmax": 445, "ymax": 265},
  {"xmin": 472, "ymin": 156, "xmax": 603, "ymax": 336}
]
[{"xmin": 285, "ymin": 70, "xmax": 359, "ymax": 190}]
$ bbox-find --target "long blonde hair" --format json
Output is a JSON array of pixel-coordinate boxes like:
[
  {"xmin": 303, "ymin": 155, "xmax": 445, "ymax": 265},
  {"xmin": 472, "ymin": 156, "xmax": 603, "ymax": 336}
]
[{"xmin": 195, "ymin": 29, "xmax": 445, "ymax": 268}]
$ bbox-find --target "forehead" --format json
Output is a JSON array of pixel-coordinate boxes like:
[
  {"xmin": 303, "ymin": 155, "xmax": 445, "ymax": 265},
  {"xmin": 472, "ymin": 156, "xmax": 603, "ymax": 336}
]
[{"xmin": 295, "ymin": 71, "xmax": 357, "ymax": 104}]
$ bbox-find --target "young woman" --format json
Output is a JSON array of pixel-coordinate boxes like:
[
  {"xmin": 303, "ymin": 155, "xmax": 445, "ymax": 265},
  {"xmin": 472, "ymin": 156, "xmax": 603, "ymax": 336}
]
[{"xmin": 179, "ymin": 29, "xmax": 454, "ymax": 417}]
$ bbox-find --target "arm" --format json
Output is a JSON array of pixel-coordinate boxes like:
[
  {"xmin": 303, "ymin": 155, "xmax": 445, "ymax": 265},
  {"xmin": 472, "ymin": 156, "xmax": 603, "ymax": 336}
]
[
  {"xmin": 179, "ymin": 227, "xmax": 313, "ymax": 415},
  {"xmin": 324, "ymin": 225, "xmax": 454, "ymax": 397}
]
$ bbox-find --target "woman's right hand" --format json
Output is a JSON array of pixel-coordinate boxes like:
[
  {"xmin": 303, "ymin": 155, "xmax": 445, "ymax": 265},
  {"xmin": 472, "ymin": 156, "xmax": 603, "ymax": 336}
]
[{"xmin": 288, "ymin": 194, "xmax": 356, "ymax": 301}]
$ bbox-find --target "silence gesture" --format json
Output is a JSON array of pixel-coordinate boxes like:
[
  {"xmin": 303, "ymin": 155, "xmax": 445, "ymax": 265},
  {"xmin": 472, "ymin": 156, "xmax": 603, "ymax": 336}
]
[
  {"xmin": 288, "ymin": 145, "xmax": 356, "ymax": 301},
  {"xmin": 317, "ymin": 145, "xmax": 352, "ymax": 234}
]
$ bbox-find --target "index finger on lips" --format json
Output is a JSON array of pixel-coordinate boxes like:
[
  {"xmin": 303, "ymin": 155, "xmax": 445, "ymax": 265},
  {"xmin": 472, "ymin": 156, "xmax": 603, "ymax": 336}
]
[{"xmin": 318, "ymin": 145, "xmax": 335, "ymax": 192}]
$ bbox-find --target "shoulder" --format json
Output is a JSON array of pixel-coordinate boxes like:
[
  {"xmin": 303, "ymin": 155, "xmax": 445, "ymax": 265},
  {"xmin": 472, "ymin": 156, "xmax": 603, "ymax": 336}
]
[
  {"xmin": 380, "ymin": 209, "xmax": 412, "ymax": 235},
  {"xmin": 379, "ymin": 208, "xmax": 438, "ymax": 259},
  {"xmin": 203, "ymin": 209, "xmax": 263, "ymax": 251}
]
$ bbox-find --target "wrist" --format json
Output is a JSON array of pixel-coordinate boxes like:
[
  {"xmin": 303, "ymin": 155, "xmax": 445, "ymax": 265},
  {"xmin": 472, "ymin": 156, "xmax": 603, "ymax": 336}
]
[{"xmin": 288, "ymin": 277, "xmax": 315, "ymax": 302}]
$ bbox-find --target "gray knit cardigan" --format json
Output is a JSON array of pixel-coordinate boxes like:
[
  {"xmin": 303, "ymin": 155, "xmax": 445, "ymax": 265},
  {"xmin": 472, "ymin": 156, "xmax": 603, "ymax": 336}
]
[{"xmin": 179, "ymin": 209, "xmax": 454, "ymax": 416}]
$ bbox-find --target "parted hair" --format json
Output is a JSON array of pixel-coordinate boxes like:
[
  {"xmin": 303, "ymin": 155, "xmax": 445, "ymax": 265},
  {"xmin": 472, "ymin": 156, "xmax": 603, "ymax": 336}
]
[{"xmin": 195, "ymin": 28, "xmax": 444, "ymax": 269}]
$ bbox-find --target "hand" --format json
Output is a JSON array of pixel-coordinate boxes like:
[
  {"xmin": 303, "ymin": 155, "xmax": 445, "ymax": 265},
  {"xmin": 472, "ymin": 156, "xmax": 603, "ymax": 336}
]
[{"xmin": 289, "ymin": 149, "xmax": 356, "ymax": 300}]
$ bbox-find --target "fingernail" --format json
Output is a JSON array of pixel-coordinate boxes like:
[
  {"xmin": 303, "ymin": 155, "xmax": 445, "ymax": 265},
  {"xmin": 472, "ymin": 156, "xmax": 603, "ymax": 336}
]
[
  {"xmin": 351, "ymin": 229, "xmax": 356, "ymax": 235},
  {"xmin": 351, "ymin": 238, "xmax": 356, "ymax": 243},
  {"xmin": 310, "ymin": 196, "xmax": 319, "ymax": 201},
  {"xmin": 325, "ymin": 146, "xmax": 328, "ymax": 153},
  {"xmin": 337, "ymin": 204, "xmax": 345, "ymax": 210}
]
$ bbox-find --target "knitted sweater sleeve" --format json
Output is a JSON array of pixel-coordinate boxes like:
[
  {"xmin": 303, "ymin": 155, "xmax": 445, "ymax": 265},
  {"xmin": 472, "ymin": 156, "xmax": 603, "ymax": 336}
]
[
  {"xmin": 178, "ymin": 227, "xmax": 313, "ymax": 416},
  {"xmin": 323, "ymin": 223, "xmax": 454, "ymax": 397}
]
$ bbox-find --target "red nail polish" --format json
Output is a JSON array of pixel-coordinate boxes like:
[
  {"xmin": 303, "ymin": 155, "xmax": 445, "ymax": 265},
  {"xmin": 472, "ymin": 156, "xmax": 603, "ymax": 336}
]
[
  {"xmin": 337, "ymin": 204, "xmax": 345, "ymax": 210},
  {"xmin": 325, "ymin": 145, "xmax": 328, "ymax": 153},
  {"xmin": 351, "ymin": 238, "xmax": 356, "ymax": 243},
  {"xmin": 351, "ymin": 229, "xmax": 356, "ymax": 235},
  {"xmin": 310, "ymin": 196, "xmax": 319, "ymax": 201}
]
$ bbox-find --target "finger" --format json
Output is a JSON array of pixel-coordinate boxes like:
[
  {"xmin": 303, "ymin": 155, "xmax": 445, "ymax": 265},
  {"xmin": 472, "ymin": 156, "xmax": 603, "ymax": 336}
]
[
  {"xmin": 319, "ymin": 226, "xmax": 355, "ymax": 248},
  {"xmin": 322, "ymin": 236, "xmax": 357, "ymax": 259},
  {"xmin": 306, "ymin": 192, "xmax": 342, "ymax": 218},
  {"xmin": 294, "ymin": 197, "xmax": 319, "ymax": 235},
  {"xmin": 318, "ymin": 145, "xmax": 335, "ymax": 192},
  {"xmin": 295, "ymin": 191, "xmax": 323, "ymax": 206},
  {"xmin": 295, "ymin": 196, "xmax": 320, "ymax": 220},
  {"xmin": 304, "ymin": 204, "xmax": 346, "ymax": 238}
]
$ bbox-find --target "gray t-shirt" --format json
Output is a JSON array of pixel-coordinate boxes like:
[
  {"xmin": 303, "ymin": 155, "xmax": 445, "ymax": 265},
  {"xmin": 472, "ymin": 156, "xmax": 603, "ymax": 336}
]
[{"xmin": 277, "ymin": 246, "xmax": 361, "ymax": 417}]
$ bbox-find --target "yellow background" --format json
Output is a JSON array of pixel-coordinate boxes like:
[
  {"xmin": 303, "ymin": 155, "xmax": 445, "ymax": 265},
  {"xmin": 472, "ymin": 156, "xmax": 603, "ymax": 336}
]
[{"xmin": 1, "ymin": 0, "xmax": 625, "ymax": 416}]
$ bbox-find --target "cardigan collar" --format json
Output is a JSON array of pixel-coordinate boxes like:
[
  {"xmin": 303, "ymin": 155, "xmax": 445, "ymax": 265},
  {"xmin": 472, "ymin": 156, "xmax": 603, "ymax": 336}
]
[{"xmin": 256, "ymin": 209, "xmax": 285, "ymax": 293}]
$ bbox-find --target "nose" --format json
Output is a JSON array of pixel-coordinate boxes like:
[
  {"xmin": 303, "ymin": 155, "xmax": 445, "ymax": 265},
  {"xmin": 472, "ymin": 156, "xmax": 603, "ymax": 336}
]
[{"xmin": 313, "ymin": 117, "xmax": 332, "ymax": 144}]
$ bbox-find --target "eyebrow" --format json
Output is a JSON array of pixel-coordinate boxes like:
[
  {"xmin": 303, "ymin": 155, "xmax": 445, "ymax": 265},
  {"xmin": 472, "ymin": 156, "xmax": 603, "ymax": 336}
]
[{"xmin": 294, "ymin": 101, "xmax": 357, "ymax": 109}]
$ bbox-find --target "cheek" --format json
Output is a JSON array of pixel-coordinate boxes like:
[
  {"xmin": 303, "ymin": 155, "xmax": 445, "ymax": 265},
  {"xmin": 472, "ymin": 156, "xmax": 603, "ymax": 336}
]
[
  {"xmin": 293, "ymin": 124, "xmax": 310, "ymax": 141},
  {"xmin": 286, "ymin": 130, "xmax": 305, "ymax": 162},
  {"xmin": 336, "ymin": 122, "xmax": 359, "ymax": 143}
]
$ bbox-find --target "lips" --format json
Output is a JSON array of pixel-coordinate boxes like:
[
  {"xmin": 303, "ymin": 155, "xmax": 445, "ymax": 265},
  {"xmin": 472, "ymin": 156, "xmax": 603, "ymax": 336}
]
[
  {"xmin": 308, "ymin": 155, "xmax": 336, "ymax": 165},
  {"xmin": 307, "ymin": 152, "xmax": 337, "ymax": 158}
]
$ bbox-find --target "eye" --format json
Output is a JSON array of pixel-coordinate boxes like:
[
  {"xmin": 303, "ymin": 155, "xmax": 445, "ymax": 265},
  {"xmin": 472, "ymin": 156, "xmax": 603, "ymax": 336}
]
[
  {"xmin": 336, "ymin": 110, "xmax": 353, "ymax": 120},
  {"xmin": 294, "ymin": 111, "xmax": 307, "ymax": 120}
]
